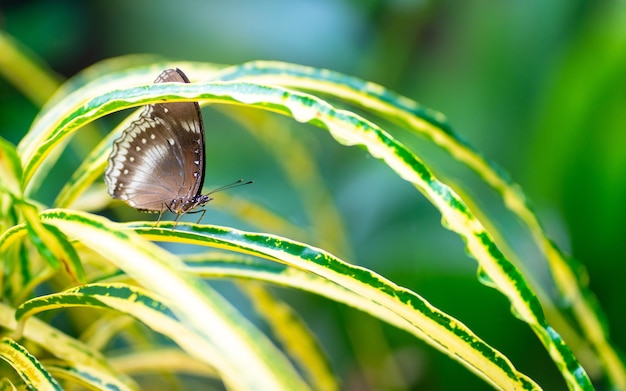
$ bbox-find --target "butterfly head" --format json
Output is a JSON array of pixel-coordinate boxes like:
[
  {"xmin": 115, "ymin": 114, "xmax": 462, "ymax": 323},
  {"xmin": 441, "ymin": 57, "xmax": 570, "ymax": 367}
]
[{"xmin": 168, "ymin": 194, "xmax": 213, "ymax": 214}]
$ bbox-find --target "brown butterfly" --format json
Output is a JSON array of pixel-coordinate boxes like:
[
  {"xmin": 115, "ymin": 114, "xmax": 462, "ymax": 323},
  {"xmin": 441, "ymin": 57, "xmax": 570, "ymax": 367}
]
[{"xmin": 105, "ymin": 68, "xmax": 250, "ymax": 225}]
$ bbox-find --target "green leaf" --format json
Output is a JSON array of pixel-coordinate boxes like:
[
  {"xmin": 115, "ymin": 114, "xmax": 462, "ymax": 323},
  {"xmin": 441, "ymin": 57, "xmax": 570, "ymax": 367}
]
[
  {"xmin": 0, "ymin": 301, "xmax": 136, "ymax": 390},
  {"xmin": 38, "ymin": 209, "xmax": 310, "ymax": 391},
  {"xmin": 0, "ymin": 337, "xmax": 62, "ymax": 391},
  {"xmin": 106, "ymin": 347, "xmax": 218, "ymax": 379},
  {"xmin": 8, "ymin": 201, "xmax": 86, "ymax": 297},
  {"xmin": 0, "ymin": 137, "xmax": 22, "ymax": 199},
  {"xmin": 0, "ymin": 31, "xmax": 60, "ymax": 107},
  {"xmin": 0, "ymin": 377, "xmax": 17, "ymax": 391},
  {"xmin": 44, "ymin": 360, "xmax": 135, "ymax": 391},
  {"xmin": 133, "ymin": 221, "xmax": 540, "ymax": 390},
  {"xmin": 17, "ymin": 283, "xmax": 228, "ymax": 390}
]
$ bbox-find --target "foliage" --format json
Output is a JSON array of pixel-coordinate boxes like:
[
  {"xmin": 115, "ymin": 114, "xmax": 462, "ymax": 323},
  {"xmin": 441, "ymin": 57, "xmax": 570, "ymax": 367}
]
[{"xmin": 0, "ymin": 31, "xmax": 624, "ymax": 390}]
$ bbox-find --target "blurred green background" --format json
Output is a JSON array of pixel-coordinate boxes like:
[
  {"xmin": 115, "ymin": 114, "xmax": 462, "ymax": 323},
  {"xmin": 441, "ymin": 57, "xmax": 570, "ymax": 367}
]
[{"xmin": 1, "ymin": 1, "xmax": 625, "ymax": 389}]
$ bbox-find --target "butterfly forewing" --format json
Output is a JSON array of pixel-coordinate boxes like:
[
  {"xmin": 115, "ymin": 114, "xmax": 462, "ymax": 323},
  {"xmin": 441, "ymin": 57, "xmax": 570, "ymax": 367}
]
[{"xmin": 104, "ymin": 68, "xmax": 206, "ymax": 213}]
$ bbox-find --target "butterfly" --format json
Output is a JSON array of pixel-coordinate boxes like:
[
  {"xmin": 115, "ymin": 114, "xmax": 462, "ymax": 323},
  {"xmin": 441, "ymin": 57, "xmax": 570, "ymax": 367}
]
[{"xmin": 104, "ymin": 68, "xmax": 249, "ymax": 225}]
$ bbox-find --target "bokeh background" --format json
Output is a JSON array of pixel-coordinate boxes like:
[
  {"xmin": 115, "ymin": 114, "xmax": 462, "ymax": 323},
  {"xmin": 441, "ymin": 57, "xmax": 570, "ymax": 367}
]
[{"xmin": 1, "ymin": 1, "xmax": 625, "ymax": 390}]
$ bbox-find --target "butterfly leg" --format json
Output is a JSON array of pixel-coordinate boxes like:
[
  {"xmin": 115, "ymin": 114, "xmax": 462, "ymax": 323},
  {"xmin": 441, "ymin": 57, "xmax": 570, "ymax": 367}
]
[
  {"xmin": 181, "ymin": 208, "xmax": 207, "ymax": 224},
  {"xmin": 195, "ymin": 208, "xmax": 207, "ymax": 224},
  {"xmin": 173, "ymin": 212, "xmax": 185, "ymax": 229},
  {"xmin": 154, "ymin": 206, "xmax": 166, "ymax": 227},
  {"xmin": 154, "ymin": 202, "xmax": 176, "ymax": 227}
]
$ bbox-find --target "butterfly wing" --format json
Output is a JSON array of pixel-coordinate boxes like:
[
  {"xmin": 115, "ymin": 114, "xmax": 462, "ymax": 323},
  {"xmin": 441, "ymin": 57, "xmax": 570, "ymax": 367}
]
[{"xmin": 104, "ymin": 68, "xmax": 206, "ymax": 212}]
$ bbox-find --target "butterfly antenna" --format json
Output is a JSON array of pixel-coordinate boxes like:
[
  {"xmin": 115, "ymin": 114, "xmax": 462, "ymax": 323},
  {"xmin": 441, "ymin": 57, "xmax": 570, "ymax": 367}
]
[{"xmin": 207, "ymin": 179, "xmax": 254, "ymax": 195}]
